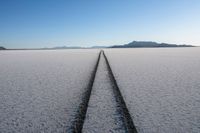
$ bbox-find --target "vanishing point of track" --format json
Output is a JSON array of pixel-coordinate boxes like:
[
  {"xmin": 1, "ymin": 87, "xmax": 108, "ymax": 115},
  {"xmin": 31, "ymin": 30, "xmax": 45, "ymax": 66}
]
[{"xmin": 69, "ymin": 50, "xmax": 137, "ymax": 133}]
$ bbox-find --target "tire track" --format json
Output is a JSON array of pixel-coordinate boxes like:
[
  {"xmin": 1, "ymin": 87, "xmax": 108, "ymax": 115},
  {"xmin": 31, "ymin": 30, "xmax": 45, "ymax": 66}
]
[
  {"xmin": 102, "ymin": 51, "xmax": 138, "ymax": 133},
  {"xmin": 83, "ymin": 51, "xmax": 127, "ymax": 132},
  {"xmin": 68, "ymin": 50, "xmax": 102, "ymax": 132},
  {"xmin": 68, "ymin": 50, "xmax": 137, "ymax": 133}
]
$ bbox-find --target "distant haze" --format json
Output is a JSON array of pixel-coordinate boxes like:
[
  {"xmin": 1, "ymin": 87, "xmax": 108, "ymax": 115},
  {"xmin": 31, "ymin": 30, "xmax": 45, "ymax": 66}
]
[{"xmin": 0, "ymin": 0, "xmax": 200, "ymax": 48}]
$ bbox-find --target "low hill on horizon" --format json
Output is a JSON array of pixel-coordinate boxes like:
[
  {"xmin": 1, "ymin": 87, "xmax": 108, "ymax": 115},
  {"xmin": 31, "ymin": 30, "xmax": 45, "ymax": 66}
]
[
  {"xmin": 50, "ymin": 41, "xmax": 194, "ymax": 49},
  {"xmin": 1, "ymin": 41, "xmax": 195, "ymax": 50},
  {"xmin": 110, "ymin": 41, "xmax": 194, "ymax": 48},
  {"xmin": 0, "ymin": 46, "xmax": 6, "ymax": 50}
]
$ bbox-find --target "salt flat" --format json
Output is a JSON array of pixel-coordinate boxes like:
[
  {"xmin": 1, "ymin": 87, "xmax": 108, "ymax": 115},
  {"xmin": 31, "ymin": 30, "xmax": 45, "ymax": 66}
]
[
  {"xmin": 82, "ymin": 52, "xmax": 126, "ymax": 133},
  {"xmin": 1, "ymin": 48, "xmax": 200, "ymax": 133},
  {"xmin": 0, "ymin": 49, "xmax": 99, "ymax": 132},
  {"xmin": 105, "ymin": 48, "xmax": 200, "ymax": 133}
]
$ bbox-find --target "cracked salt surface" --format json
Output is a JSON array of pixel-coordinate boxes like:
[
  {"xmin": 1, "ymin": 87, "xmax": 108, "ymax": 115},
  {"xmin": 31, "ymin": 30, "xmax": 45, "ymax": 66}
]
[
  {"xmin": 0, "ymin": 49, "xmax": 99, "ymax": 132},
  {"xmin": 105, "ymin": 48, "xmax": 200, "ymax": 133},
  {"xmin": 82, "ymin": 53, "xmax": 126, "ymax": 133}
]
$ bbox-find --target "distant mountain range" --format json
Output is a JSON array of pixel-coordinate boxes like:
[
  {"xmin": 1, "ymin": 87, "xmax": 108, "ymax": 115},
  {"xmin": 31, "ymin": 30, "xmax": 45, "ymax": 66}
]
[
  {"xmin": 44, "ymin": 46, "xmax": 82, "ymax": 49},
  {"xmin": 50, "ymin": 41, "xmax": 194, "ymax": 49},
  {"xmin": 0, "ymin": 41, "xmax": 195, "ymax": 50},
  {"xmin": 44, "ymin": 46, "xmax": 107, "ymax": 49},
  {"xmin": 52, "ymin": 46, "xmax": 108, "ymax": 49},
  {"xmin": 0, "ymin": 46, "xmax": 6, "ymax": 50},
  {"xmin": 110, "ymin": 41, "xmax": 194, "ymax": 48},
  {"xmin": 51, "ymin": 41, "xmax": 194, "ymax": 49}
]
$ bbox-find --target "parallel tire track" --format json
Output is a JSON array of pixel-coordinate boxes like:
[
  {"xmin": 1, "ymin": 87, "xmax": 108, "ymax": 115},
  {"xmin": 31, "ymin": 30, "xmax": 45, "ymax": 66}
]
[
  {"xmin": 69, "ymin": 50, "xmax": 137, "ymax": 133},
  {"xmin": 103, "ymin": 51, "xmax": 138, "ymax": 133},
  {"xmin": 68, "ymin": 50, "xmax": 102, "ymax": 133}
]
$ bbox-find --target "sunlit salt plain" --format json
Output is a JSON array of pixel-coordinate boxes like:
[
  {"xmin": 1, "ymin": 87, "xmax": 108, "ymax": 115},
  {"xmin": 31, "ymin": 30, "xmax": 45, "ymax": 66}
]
[
  {"xmin": 0, "ymin": 49, "xmax": 99, "ymax": 132},
  {"xmin": 1, "ymin": 48, "xmax": 200, "ymax": 133},
  {"xmin": 105, "ymin": 47, "xmax": 200, "ymax": 133}
]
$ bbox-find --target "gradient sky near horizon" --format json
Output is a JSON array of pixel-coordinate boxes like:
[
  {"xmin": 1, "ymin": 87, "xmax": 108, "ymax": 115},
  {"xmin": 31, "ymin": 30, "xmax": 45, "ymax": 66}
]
[{"xmin": 0, "ymin": 0, "xmax": 200, "ymax": 48}]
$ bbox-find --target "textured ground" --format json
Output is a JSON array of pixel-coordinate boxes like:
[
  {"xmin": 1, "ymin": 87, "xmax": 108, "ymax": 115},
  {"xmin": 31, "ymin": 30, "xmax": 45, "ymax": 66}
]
[
  {"xmin": 0, "ymin": 49, "xmax": 99, "ymax": 132},
  {"xmin": 1, "ymin": 48, "xmax": 200, "ymax": 133},
  {"xmin": 105, "ymin": 48, "xmax": 200, "ymax": 133},
  {"xmin": 82, "ymin": 53, "xmax": 126, "ymax": 133}
]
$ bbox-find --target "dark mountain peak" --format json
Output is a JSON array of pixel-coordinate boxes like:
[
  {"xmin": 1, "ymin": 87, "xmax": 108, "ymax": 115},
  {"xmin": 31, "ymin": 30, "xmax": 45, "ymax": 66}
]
[
  {"xmin": 0, "ymin": 46, "xmax": 6, "ymax": 50},
  {"xmin": 111, "ymin": 41, "xmax": 194, "ymax": 48}
]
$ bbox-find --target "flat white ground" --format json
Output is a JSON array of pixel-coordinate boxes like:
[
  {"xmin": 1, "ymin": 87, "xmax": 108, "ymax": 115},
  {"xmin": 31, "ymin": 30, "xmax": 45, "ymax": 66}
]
[
  {"xmin": 82, "ymin": 53, "xmax": 126, "ymax": 133},
  {"xmin": 105, "ymin": 47, "xmax": 200, "ymax": 133},
  {"xmin": 1, "ymin": 48, "xmax": 200, "ymax": 133},
  {"xmin": 0, "ymin": 49, "xmax": 99, "ymax": 132}
]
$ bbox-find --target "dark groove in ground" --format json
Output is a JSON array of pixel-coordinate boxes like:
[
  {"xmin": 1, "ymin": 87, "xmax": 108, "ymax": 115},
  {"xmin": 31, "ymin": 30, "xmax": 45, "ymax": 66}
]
[
  {"xmin": 103, "ymin": 51, "xmax": 138, "ymax": 133},
  {"xmin": 68, "ymin": 50, "xmax": 102, "ymax": 133}
]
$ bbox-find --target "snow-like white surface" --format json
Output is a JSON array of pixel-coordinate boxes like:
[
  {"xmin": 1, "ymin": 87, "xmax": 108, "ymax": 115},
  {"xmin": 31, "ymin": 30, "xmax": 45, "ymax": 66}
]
[
  {"xmin": 83, "ymin": 53, "xmax": 126, "ymax": 133},
  {"xmin": 0, "ymin": 49, "xmax": 99, "ymax": 132},
  {"xmin": 105, "ymin": 48, "xmax": 200, "ymax": 133}
]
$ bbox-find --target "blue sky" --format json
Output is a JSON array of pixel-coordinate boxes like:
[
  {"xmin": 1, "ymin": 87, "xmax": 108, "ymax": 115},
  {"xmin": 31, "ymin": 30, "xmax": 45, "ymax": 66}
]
[{"xmin": 0, "ymin": 0, "xmax": 200, "ymax": 48}]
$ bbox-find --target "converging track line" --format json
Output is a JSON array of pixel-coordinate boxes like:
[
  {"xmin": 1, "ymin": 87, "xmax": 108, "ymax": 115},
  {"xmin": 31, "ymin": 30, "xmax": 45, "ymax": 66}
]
[
  {"xmin": 69, "ymin": 50, "xmax": 137, "ymax": 133},
  {"xmin": 103, "ymin": 51, "xmax": 138, "ymax": 133},
  {"xmin": 68, "ymin": 50, "xmax": 102, "ymax": 132}
]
